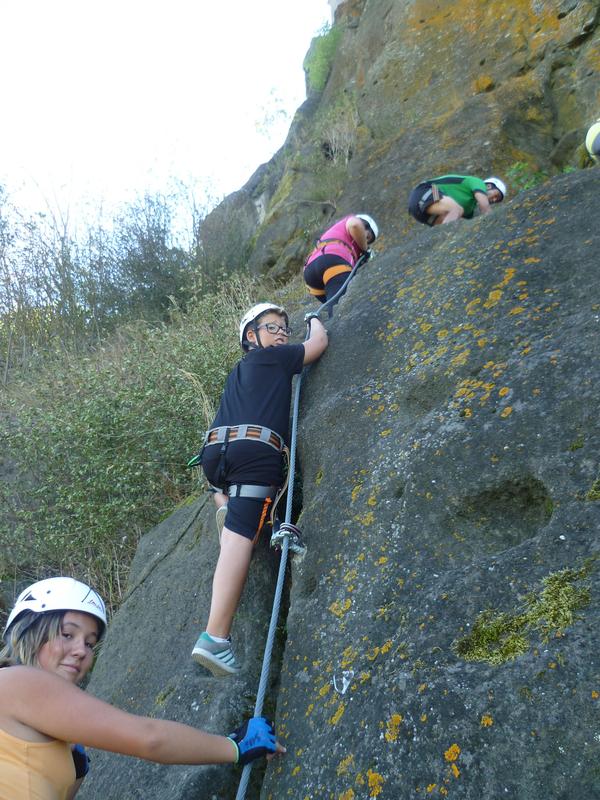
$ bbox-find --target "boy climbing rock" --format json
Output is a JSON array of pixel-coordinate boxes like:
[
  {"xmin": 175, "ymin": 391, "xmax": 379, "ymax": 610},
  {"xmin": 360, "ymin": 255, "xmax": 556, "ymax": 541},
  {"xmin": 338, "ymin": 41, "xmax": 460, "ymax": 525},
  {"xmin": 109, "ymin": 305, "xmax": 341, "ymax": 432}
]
[
  {"xmin": 190, "ymin": 303, "xmax": 328, "ymax": 676},
  {"xmin": 408, "ymin": 174, "xmax": 506, "ymax": 226}
]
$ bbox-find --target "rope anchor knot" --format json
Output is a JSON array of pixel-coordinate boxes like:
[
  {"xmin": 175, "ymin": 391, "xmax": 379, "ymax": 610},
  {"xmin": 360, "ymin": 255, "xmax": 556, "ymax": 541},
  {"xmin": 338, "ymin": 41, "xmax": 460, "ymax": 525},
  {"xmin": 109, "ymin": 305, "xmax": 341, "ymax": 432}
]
[{"xmin": 270, "ymin": 522, "xmax": 306, "ymax": 557}]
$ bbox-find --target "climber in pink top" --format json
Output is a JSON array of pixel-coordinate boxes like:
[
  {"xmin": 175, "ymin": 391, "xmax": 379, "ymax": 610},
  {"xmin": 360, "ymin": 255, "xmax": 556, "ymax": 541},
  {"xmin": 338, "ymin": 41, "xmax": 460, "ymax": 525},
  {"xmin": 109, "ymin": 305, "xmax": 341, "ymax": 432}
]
[{"xmin": 303, "ymin": 213, "xmax": 379, "ymax": 310}]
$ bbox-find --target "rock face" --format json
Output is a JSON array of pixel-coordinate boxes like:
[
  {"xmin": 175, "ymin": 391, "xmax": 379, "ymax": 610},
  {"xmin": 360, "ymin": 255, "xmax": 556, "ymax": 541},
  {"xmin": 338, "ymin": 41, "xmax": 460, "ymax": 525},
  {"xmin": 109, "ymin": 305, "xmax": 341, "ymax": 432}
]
[
  {"xmin": 263, "ymin": 167, "xmax": 600, "ymax": 799},
  {"xmin": 81, "ymin": 169, "xmax": 600, "ymax": 799},
  {"xmin": 77, "ymin": 2, "xmax": 600, "ymax": 797},
  {"xmin": 199, "ymin": 0, "xmax": 599, "ymax": 281},
  {"xmin": 77, "ymin": 497, "xmax": 285, "ymax": 800}
]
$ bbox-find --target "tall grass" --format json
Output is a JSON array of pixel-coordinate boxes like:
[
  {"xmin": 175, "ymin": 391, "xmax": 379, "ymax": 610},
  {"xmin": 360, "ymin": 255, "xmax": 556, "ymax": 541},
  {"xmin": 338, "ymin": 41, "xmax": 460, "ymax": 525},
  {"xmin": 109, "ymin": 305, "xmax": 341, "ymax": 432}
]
[{"xmin": 0, "ymin": 277, "xmax": 255, "ymax": 609}]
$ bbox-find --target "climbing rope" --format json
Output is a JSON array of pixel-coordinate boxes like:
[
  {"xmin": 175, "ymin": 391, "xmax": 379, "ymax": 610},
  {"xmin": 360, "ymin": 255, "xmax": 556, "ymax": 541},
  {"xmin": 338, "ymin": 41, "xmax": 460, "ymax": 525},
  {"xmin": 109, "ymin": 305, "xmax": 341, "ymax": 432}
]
[
  {"xmin": 234, "ymin": 251, "xmax": 370, "ymax": 800},
  {"xmin": 317, "ymin": 250, "xmax": 371, "ymax": 317}
]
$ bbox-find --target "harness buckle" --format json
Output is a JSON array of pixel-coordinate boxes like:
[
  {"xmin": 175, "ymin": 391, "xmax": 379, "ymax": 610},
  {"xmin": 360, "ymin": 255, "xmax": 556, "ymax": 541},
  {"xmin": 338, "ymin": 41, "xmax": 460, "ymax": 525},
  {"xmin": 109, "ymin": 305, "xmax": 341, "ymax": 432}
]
[{"xmin": 270, "ymin": 521, "xmax": 307, "ymax": 558}]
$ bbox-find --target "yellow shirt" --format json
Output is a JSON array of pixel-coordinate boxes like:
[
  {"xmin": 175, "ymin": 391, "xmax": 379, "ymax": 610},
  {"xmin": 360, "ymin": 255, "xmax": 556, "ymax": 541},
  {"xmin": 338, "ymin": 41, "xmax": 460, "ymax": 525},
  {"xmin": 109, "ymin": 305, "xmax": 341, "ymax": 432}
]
[{"xmin": 0, "ymin": 726, "xmax": 75, "ymax": 800}]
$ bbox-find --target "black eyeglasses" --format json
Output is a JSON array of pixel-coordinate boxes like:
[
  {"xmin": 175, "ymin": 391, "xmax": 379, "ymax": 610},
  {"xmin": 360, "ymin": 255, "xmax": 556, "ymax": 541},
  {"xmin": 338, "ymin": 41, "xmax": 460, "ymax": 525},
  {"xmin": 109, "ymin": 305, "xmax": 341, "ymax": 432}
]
[{"xmin": 256, "ymin": 322, "xmax": 292, "ymax": 336}]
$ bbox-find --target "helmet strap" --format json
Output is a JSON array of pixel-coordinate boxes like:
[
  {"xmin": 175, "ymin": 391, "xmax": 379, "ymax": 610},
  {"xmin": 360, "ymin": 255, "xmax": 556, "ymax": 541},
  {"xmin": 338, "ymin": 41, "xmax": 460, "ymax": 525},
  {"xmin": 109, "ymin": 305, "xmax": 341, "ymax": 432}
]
[
  {"xmin": 252, "ymin": 325, "xmax": 264, "ymax": 350},
  {"xmin": 243, "ymin": 325, "xmax": 261, "ymax": 351}
]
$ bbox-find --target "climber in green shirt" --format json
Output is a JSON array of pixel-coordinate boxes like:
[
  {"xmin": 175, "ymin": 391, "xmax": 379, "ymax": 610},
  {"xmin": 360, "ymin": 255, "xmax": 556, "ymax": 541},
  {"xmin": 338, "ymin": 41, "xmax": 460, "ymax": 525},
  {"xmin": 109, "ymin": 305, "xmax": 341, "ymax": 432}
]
[{"xmin": 408, "ymin": 174, "xmax": 507, "ymax": 226}]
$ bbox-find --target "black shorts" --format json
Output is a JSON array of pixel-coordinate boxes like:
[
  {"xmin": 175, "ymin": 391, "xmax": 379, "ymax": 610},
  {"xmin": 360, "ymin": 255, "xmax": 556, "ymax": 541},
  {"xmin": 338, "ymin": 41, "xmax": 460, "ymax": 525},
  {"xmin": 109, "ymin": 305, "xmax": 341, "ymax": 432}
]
[
  {"xmin": 408, "ymin": 182, "xmax": 441, "ymax": 226},
  {"xmin": 201, "ymin": 440, "xmax": 281, "ymax": 541},
  {"xmin": 222, "ymin": 495, "xmax": 274, "ymax": 542},
  {"xmin": 201, "ymin": 440, "xmax": 283, "ymax": 487}
]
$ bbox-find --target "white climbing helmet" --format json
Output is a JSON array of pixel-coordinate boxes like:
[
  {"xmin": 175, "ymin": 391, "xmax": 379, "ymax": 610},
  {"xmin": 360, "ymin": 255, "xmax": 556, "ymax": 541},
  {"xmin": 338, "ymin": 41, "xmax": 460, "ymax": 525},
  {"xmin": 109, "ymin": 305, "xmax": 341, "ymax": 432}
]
[
  {"xmin": 4, "ymin": 577, "xmax": 107, "ymax": 638},
  {"xmin": 356, "ymin": 213, "xmax": 379, "ymax": 240},
  {"xmin": 585, "ymin": 119, "xmax": 600, "ymax": 162},
  {"xmin": 239, "ymin": 303, "xmax": 289, "ymax": 351},
  {"xmin": 484, "ymin": 176, "xmax": 507, "ymax": 200}
]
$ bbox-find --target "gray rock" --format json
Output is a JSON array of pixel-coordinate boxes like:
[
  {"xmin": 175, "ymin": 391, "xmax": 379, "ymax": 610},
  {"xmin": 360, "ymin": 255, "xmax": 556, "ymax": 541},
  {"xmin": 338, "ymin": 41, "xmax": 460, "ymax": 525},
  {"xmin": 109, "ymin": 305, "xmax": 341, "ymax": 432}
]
[
  {"xmin": 82, "ymin": 169, "xmax": 600, "ymax": 799},
  {"xmin": 78, "ymin": 496, "xmax": 284, "ymax": 800},
  {"xmin": 198, "ymin": 0, "xmax": 600, "ymax": 282},
  {"xmin": 263, "ymin": 168, "xmax": 600, "ymax": 799}
]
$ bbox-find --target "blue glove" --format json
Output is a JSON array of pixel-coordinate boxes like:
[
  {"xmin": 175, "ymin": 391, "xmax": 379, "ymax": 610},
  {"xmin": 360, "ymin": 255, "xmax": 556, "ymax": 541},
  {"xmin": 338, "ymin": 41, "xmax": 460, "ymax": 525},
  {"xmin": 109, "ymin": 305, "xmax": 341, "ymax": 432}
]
[
  {"xmin": 72, "ymin": 743, "xmax": 90, "ymax": 778},
  {"xmin": 227, "ymin": 717, "xmax": 277, "ymax": 765}
]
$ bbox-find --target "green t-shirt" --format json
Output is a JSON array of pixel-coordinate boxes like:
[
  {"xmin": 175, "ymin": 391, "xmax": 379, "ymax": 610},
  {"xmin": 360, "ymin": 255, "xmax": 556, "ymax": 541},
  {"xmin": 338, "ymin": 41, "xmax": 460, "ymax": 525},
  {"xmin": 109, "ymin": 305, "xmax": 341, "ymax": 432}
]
[{"xmin": 430, "ymin": 175, "xmax": 488, "ymax": 218}]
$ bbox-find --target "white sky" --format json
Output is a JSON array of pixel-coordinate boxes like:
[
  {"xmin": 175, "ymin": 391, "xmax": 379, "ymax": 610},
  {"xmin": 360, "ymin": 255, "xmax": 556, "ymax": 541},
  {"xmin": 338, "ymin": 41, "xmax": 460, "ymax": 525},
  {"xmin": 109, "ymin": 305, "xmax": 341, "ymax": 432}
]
[{"xmin": 0, "ymin": 0, "xmax": 331, "ymax": 222}]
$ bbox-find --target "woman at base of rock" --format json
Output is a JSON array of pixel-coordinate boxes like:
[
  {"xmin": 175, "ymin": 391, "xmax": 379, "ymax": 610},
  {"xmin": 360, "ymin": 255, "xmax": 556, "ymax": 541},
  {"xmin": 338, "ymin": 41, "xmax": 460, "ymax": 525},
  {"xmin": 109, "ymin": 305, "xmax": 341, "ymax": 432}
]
[{"xmin": 0, "ymin": 577, "xmax": 283, "ymax": 799}]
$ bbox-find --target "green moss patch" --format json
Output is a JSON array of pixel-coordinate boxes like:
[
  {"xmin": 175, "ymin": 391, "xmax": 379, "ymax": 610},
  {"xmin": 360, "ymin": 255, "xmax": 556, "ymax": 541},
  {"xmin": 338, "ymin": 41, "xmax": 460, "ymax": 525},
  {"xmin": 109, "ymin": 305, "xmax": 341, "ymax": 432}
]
[
  {"xmin": 454, "ymin": 560, "xmax": 594, "ymax": 665},
  {"xmin": 568, "ymin": 434, "xmax": 584, "ymax": 451},
  {"xmin": 586, "ymin": 477, "xmax": 600, "ymax": 501},
  {"xmin": 154, "ymin": 685, "xmax": 175, "ymax": 706}
]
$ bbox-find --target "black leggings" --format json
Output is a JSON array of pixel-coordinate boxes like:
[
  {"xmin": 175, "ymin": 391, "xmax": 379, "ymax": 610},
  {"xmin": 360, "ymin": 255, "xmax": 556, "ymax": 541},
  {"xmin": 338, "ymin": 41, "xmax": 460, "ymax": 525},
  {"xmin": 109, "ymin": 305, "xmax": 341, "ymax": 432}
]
[{"xmin": 304, "ymin": 253, "xmax": 353, "ymax": 306}]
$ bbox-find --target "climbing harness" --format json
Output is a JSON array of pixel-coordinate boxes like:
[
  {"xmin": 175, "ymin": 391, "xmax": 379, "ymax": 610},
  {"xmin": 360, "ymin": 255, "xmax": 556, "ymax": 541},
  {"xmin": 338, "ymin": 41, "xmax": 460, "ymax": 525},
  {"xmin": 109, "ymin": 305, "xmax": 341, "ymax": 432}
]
[
  {"xmin": 226, "ymin": 483, "xmax": 286, "ymax": 534},
  {"xmin": 204, "ymin": 424, "xmax": 284, "ymax": 453},
  {"xmin": 227, "ymin": 484, "xmax": 277, "ymax": 500},
  {"xmin": 187, "ymin": 423, "xmax": 285, "ymax": 488},
  {"xmin": 318, "ymin": 249, "xmax": 371, "ymax": 315},
  {"xmin": 234, "ymin": 251, "xmax": 370, "ymax": 800},
  {"xmin": 188, "ymin": 423, "xmax": 291, "ymax": 533},
  {"xmin": 187, "ymin": 424, "xmax": 285, "ymax": 468},
  {"xmin": 307, "ymin": 237, "xmax": 357, "ymax": 260}
]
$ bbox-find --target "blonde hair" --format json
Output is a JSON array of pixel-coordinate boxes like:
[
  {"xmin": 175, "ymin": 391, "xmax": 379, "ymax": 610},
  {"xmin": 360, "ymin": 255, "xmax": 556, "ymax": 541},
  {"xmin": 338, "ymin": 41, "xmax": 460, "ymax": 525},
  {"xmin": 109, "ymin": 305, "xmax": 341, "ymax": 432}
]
[{"xmin": 0, "ymin": 610, "xmax": 64, "ymax": 668}]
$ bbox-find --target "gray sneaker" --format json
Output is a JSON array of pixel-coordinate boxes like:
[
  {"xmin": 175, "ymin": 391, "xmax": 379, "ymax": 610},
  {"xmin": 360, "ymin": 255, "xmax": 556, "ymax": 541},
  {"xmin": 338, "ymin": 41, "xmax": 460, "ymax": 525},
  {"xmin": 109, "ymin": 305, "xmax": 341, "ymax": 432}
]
[
  {"xmin": 192, "ymin": 631, "xmax": 241, "ymax": 676},
  {"xmin": 215, "ymin": 505, "xmax": 227, "ymax": 544}
]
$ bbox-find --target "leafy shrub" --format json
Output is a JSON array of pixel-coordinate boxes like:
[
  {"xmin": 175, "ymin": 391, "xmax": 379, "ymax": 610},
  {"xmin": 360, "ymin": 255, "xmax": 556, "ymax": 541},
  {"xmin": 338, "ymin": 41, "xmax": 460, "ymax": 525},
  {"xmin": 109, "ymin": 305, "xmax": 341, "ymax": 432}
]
[
  {"xmin": 505, "ymin": 161, "xmax": 549, "ymax": 192},
  {"xmin": 0, "ymin": 277, "xmax": 254, "ymax": 607},
  {"xmin": 0, "ymin": 186, "xmax": 207, "ymax": 377},
  {"xmin": 316, "ymin": 93, "xmax": 358, "ymax": 166},
  {"xmin": 304, "ymin": 24, "xmax": 342, "ymax": 93}
]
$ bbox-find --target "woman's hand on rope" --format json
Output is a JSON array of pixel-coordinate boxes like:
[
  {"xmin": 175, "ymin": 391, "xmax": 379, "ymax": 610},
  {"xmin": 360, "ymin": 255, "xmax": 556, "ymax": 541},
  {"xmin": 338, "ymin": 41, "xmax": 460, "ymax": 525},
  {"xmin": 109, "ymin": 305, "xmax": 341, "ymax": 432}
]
[{"xmin": 227, "ymin": 716, "xmax": 286, "ymax": 765}]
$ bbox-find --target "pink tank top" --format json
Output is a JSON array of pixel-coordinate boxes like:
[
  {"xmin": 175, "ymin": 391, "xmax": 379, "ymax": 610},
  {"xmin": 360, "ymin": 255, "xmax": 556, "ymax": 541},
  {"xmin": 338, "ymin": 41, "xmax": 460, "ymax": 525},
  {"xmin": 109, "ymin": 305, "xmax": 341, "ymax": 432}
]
[{"xmin": 304, "ymin": 215, "xmax": 362, "ymax": 268}]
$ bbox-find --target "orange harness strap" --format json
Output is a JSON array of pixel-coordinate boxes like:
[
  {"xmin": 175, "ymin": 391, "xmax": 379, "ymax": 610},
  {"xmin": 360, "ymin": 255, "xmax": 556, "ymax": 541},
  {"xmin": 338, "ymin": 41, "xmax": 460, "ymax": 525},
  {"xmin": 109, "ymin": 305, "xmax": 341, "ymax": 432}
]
[
  {"xmin": 253, "ymin": 497, "xmax": 273, "ymax": 545},
  {"xmin": 323, "ymin": 264, "xmax": 352, "ymax": 285}
]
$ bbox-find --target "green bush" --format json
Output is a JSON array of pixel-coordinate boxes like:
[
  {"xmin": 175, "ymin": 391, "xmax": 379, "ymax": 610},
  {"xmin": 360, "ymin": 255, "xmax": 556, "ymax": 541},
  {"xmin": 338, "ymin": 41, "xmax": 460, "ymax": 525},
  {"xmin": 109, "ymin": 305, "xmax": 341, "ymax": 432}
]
[
  {"xmin": 505, "ymin": 161, "xmax": 549, "ymax": 192},
  {"xmin": 304, "ymin": 25, "xmax": 342, "ymax": 93},
  {"xmin": 0, "ymin": 278, "xmax": 254, "ymax": 607}
]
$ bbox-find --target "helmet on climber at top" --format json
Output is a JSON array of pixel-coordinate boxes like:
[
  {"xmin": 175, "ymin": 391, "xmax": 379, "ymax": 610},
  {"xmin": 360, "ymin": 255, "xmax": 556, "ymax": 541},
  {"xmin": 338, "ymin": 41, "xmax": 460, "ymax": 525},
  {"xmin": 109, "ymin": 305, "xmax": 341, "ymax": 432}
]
[
  {"xmin": 585, "ymin": 119, "xmax": 600, "ymax": 162},
  {"xmin": 356, "ymin": 214, "xmax": 379, "ymax": 240},
  {"xmin": 484, "ymin": 177, "xmax": 507, "ymax": 201}
]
